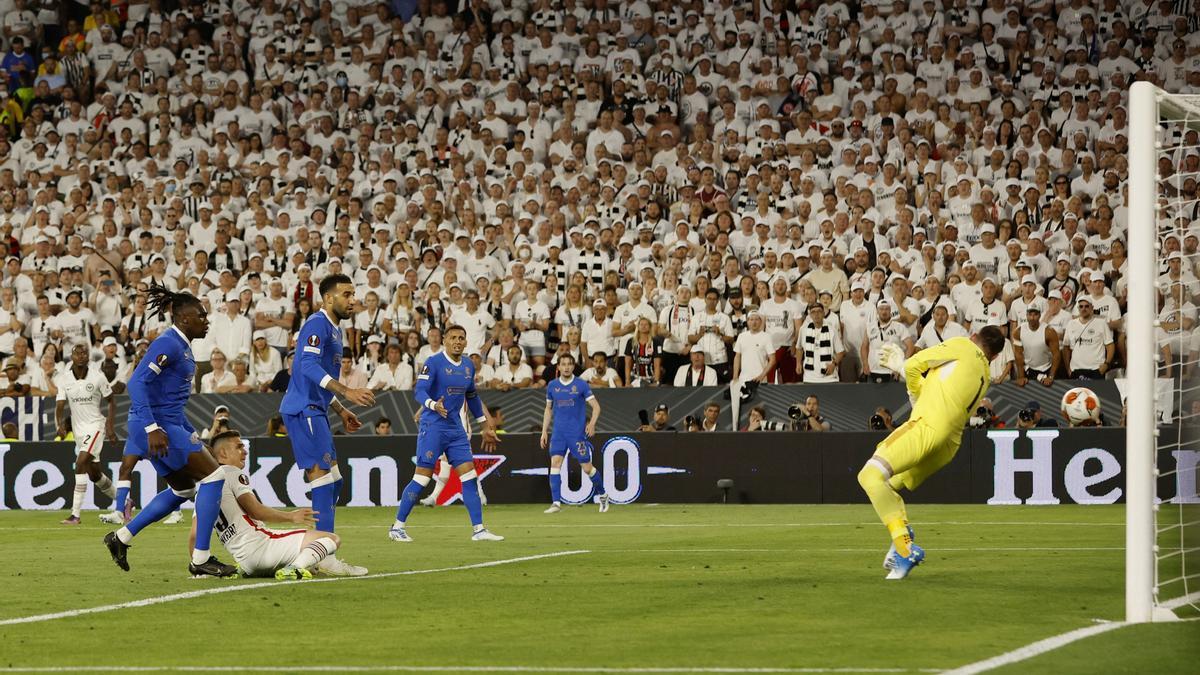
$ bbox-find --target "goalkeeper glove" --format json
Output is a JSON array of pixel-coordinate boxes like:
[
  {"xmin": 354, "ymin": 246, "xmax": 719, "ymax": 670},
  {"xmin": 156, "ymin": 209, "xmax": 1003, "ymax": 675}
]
[{"xmin": 876, "ymin": 343, "xmax": 906, "ymax": 375}]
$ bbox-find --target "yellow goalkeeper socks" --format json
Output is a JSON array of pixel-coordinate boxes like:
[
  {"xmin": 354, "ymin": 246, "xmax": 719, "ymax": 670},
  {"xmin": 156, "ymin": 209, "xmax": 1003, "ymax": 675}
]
[
  {"xmin": 858, "ymin": 461, "xmax": 911, "ymax": 557},
  {"xmin": 886, "ymin": 518, "xmax": 913, "ymax": 558}
]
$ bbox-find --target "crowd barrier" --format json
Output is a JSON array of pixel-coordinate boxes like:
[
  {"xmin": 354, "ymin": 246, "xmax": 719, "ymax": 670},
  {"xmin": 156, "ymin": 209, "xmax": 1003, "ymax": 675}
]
[{"xmin": 2, "ymin": 429, "xmax": 1194, "ymax": 510}]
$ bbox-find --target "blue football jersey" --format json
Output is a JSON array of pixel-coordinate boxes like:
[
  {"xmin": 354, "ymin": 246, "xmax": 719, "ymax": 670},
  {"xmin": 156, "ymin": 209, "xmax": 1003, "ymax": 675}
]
[
  {"xmin": 414, "ymin": 351, "xmax": 484, "ymax": 429},
  {"xmin": 127, "ymin": 326, "xmax": 195, "ymax": 426},
  {"xmin": 280, "ymin": 311, "xmax": 343, "ymax": 416},
  {"xmin": 546, "ymin": 376, "xmax": 593, "ymax": 440}
]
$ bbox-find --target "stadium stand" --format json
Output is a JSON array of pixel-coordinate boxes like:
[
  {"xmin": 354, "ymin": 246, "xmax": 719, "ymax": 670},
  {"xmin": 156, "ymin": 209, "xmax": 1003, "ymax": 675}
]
[{"xmin": 0, "ymin": 0, "xmax": 1197, "ymax": 401}]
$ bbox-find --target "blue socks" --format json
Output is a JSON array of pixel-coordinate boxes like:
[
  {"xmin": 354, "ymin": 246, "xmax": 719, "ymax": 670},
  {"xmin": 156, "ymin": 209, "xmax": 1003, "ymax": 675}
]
[
  {"xmin": 461, "ymin": 472, "xmax": 483, "ymax": 527},
  {"xmin": 124, "ymin": 488, "xmax": 186, "ymax": 537},
  {"xmin": 587, "ymin": 467, "xmax": 605, "ymax": 497},
  {"xmin": 191, "ymin": 470, "xmax": 225, "ymax": 559},
  {"xmin": 310, "ymin": 477, "xmax": 337, "ymax": 535},
  {"xmin": 549, "ymin": 472, "xmax": 562, "ymax": 503},
  {"xmin": 394, "ymin": 475, "xmax": 429, "ymax": 526},
  {"xmin": 114, "ymin": 480, "xmax": 130, "ymax": 513}
]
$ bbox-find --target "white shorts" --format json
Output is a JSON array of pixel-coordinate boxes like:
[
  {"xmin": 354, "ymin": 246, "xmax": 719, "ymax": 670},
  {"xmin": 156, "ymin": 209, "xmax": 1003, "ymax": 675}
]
[
  {"xmin": 232, "ymin": 528, "xmax": 307, "ymax": 577},
  {"xmin": 73, "ymin": 424, "xmax": 105, "ymax": 461}
]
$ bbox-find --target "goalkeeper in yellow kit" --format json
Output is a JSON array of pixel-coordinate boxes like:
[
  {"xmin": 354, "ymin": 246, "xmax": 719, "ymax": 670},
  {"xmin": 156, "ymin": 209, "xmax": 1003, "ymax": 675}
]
[{"xmin": 858, "ymin": 327, "xmax": 1006, "ymax": 579}]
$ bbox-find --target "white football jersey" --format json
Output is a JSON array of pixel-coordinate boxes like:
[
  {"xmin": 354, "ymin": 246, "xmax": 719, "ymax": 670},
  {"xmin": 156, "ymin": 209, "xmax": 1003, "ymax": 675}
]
[
  {"xmin": 55, "ymin": 368, "xmax": 112, "ymax": 429},
  {"xmin": 214, "ymin": 465, "xmax": 276, "ymax": 561}
]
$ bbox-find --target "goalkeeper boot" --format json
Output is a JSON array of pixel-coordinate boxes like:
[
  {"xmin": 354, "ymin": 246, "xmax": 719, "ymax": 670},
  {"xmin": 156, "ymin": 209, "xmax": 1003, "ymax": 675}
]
[
  {"xmin": 885, "ymin": 543, "xmax": 925, "ymax": 580},
  {"xmin": 883, "ymin": 525, "xmax": 915, "ymax": 570}
]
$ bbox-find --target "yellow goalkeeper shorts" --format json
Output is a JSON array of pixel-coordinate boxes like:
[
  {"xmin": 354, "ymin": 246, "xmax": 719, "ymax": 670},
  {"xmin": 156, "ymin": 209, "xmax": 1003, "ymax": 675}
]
[{"xmin": 873, "ymin": 416, "xmax": 962, "ymax": 491}]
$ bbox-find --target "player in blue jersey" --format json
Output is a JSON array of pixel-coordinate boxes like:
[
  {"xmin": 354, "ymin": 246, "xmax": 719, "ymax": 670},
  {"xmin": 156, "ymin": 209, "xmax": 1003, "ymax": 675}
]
[
  {"xmin": 540, "ymin": 353, "xmax": 607, "ymax": 513},
  {"xmin": 389, "ymin": 324, "xmax": 503, "ymax": 542},
  {"xmin": 103, "ymin": 285, "xmax": 237, "ymax": 577},
  {"xmin": 281, "ymin": 273, "xmax": 376, "ymax": 576}
]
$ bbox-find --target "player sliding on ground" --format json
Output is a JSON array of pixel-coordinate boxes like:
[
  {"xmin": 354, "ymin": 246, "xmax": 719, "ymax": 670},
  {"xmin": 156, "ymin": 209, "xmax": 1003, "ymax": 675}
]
[
  {"xmin": 103, "ymin": 285, "xmax": 237, "ymax": 577},
  {"xmin": 390, "ymin": 324, "xmax": 503, "ymax": 542},
  {"xmin": 189, "ymin": 430, "xmax": 340, "ymax": 580},
  {"xmin": 56, "ymin": 344, "xmax": 118, "ymax": 525},
  {"xmin": 857, "ymin": 326, "xmax": 1005, "ymax": 580},
  {"xmin": 541, "ymin": 353, "xmax": 607, "ymax": 513},
  {"xmin": 281, "ymin": 273, "xmax": 375, "ymax": 576}
]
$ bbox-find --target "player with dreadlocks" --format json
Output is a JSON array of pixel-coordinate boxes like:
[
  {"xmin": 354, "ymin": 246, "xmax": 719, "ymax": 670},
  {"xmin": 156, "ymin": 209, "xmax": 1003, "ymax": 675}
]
[{"xmin": 104, "ymin": 284, "xmax": 238, "ymax": 577}]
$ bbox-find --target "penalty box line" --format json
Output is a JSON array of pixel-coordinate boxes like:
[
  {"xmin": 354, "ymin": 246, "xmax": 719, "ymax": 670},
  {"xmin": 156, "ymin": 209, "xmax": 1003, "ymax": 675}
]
[{"xmin": 0, "ymin": 550, "xmax": 588, "ymax": 627}]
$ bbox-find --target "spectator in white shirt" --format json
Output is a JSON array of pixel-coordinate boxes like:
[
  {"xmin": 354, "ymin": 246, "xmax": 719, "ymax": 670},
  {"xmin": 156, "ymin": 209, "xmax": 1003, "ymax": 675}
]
[
  {"xmin": 674, "ymin": 345, "xmax": 718, "ymax": 387},
  {"xmin": 491, "ymin": 345, "xmax": 534, "ymax": 390},
  {"xmin": 367, "ymin": 343, "xmax": 415, "ymax": 391},
  {"xmin": 199, "ymin": 349, "xmax": 236, "ymax": 393},
  {"xmin": 209, "ymin": 295, "xmax": 253, "ymax": 362},
  {"xmin": 581, "ymin": 350, "xmax": 622, "ymax": 388}
]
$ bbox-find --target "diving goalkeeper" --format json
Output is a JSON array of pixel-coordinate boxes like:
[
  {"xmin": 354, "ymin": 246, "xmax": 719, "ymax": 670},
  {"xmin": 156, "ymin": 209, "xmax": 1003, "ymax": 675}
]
[{"xmin": 857, "ymin": 327, "xmax": 1005, "ymax": 580}]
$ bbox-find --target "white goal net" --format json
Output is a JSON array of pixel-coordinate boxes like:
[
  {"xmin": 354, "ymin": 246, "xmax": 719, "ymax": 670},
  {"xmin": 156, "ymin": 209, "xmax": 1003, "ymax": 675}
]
[{"xmin": 1128, "ymin": 82, "xmax": 1200, "ymax": 622}]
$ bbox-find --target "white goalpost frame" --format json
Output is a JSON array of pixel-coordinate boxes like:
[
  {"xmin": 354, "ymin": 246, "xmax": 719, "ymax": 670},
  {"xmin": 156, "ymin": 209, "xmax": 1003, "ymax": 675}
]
[
  {"xmin": 1126, "ymin": 80, "xmax": 1158, "ymax": 624},
  {"xmin": 1127, "ymin": 82, "xmax": 1200, "ymax": 623}
]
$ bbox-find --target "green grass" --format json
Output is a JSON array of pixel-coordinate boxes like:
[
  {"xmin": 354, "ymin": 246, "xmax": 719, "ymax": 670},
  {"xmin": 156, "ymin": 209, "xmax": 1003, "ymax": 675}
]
[{"xmin": 0, "ymin": 504, "xmax": 1196, "ymax": 674}]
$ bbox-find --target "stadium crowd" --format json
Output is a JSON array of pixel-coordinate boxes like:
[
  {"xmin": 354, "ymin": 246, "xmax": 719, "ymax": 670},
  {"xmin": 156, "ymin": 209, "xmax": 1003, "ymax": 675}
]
[{"xmin": 0, "ymin": 0, "xmax": 1197, "ymax": 400}]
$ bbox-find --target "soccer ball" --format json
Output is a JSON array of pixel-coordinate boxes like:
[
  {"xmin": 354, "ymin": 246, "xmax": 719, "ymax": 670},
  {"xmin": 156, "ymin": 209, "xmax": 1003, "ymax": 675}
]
[{"xmin": 1061, "ymin": 387, "xmax": 1101, "ymax": 426}]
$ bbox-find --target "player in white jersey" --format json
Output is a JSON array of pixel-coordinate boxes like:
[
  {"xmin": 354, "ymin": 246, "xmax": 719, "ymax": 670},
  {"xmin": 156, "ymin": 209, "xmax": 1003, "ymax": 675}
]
[
  {"xmin": 189, "ymin": 430, "xmax": 341, "ymax": 580},
  {"xmin": 56, "ymin": 344, "xmax": 117, "ymax": 525}
]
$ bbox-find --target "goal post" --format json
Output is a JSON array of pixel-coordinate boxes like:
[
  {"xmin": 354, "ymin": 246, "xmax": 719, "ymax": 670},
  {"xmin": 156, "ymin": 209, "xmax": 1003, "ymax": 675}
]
[{"xmin": 1127, "ymin": 82, "xmax": 1200, "ymax": 623}]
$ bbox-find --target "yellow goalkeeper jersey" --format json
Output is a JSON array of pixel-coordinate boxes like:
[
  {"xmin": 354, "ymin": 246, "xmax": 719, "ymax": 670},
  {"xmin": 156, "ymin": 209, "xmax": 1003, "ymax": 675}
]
[{"xmin": 903, "ymin": 336, "xmax": 990, "ymax": 434}]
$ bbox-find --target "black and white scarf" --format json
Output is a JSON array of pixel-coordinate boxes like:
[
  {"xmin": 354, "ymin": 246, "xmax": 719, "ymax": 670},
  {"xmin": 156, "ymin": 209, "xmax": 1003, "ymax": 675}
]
[{"xmin": 800, "ymin": 322, "xmax": 835, "ymax": 377}]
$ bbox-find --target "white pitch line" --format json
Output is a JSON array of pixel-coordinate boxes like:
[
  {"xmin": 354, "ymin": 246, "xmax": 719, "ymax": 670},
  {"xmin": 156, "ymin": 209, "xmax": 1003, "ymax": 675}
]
[
  {"xmin": 939, "ymin": 622, "xmax": 1128, "ymax": 675},
  {"xmin": 0, "ymin": 550, "xmax": 587, "ymax": 627},
  {"xmin": 595, "ymin": 547, "xmax": 1118, "ymax": 552},
  {"xmin": 0, "ymin": 662, "xmax": 940, "ymax": 667}
]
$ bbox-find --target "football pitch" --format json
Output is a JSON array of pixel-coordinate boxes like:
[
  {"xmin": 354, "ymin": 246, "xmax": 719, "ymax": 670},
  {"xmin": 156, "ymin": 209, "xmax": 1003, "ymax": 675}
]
[{"xmin": 0, "ymin": 504, "xmax": 1196, "ymax": 674}]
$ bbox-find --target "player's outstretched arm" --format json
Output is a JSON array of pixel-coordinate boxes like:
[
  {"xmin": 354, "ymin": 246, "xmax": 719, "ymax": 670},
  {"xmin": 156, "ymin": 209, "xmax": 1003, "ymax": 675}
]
[{"xmin": 236, "ymin": 493, "xmax": 316, "ymax": 526}]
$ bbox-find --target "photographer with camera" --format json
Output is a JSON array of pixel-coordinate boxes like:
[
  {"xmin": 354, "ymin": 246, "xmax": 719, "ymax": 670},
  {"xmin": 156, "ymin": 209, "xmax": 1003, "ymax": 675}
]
[
  {"xmin": 746, "ymin": 405, "xmax": 790, "ymax": 431},
  {"xmin": 638, "ymin": 403, "xmax": 677, "ymax": 432},
  {"xmin": 967, "ymin": 397, "xmax": 1005, "ymax": 429},
  {"xmin": 792, "ymin": 394, "xmax": 831, "ymax": 431},
  {"xmin": 868, "ymin": 407, "xmax": 894, "ymax": 431},
  {"xmin": 1015, "ymin": 400, "xmax": 1059, "ymax": 429}
]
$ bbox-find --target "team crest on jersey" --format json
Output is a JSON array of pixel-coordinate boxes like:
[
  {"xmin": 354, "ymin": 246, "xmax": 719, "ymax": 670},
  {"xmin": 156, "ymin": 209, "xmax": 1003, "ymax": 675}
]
[
  {"xmin": 238, "ymin": 474, "xmax": 249, "ymax": 486},
  {"xmin": 307, "ymin": 334, "xmax": 321, "ymax": 347}
]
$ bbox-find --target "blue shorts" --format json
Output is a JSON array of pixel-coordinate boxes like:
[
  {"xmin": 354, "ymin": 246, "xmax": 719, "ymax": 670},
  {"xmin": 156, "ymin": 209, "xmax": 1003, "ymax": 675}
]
[
  {"xmin": 415, "ymin": 424, "xmax": 473, "ymax": 469},
  {"xmin": 125, "ymin": 417, "xmax": 203, "ymax": 476},
  {"xmin": 282, "ymin": 412, "xmax": 336, "ymax": 471},
  {"xmin": 549, "ymin": 436, "xmax": 593, "ymax": 463},
  {"xmin": 122, "ymin": 437, "xmax": 145, "ymax": 458}
]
